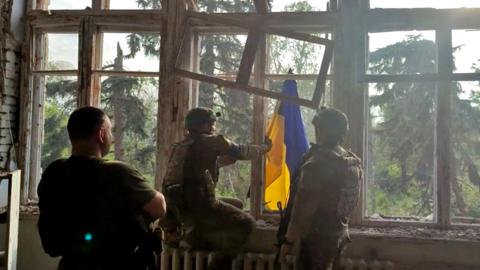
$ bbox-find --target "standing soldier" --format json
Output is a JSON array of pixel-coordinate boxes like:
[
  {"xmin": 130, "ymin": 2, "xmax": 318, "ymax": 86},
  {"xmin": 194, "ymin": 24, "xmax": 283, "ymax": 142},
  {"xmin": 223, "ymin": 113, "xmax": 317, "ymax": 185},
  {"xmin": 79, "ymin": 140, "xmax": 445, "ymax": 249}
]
[
  {"xmin": 279, "ymin": 107, "xmax": 363, "ymax": 270},
  {"xmin": 161, "ymin": 107, "xmax": 271, "ymax": 270}
]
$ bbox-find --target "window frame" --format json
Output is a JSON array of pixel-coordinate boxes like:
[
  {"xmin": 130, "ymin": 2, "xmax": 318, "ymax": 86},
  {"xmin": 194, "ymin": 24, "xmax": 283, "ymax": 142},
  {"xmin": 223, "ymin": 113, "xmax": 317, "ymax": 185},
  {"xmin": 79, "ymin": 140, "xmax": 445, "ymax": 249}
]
[
  {"xmin": 21, "ymin": 0, "xmax": 480, "ymax": 230},
  {"xmin": 358, "ymin": 5, "xmax": 480, "ymax": 229},
  {"xmin": 22, "ymin": 0, "xmax": 164, "ymax": 202}
]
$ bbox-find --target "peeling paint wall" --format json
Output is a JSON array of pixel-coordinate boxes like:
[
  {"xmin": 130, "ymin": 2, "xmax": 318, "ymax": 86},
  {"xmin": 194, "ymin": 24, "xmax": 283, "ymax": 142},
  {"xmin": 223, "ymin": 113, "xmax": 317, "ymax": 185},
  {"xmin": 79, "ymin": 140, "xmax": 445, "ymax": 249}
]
[{"xmin": 0, "ymin": 0, "xmax": 21, "ymax": 207}]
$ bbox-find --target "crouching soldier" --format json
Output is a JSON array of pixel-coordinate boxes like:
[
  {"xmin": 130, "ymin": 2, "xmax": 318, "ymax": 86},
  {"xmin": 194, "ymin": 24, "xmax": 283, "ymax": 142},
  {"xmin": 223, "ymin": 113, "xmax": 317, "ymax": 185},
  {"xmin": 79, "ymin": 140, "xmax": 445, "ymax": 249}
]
[
  {"xmin": 279, "ymin": 107, "xmax": 363, "ymax": 270},
  {"xmin": 161, "ymin": 107, "xmax": 272, "ymax": 270}
]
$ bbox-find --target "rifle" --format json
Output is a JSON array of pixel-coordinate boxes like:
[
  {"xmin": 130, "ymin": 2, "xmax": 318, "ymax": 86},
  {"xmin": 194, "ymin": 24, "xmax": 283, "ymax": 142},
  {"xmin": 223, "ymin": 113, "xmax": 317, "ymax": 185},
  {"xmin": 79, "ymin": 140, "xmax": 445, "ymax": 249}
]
[{"xmin": 274, "ymin": 181, "xmax": 297, "ymax": 269}]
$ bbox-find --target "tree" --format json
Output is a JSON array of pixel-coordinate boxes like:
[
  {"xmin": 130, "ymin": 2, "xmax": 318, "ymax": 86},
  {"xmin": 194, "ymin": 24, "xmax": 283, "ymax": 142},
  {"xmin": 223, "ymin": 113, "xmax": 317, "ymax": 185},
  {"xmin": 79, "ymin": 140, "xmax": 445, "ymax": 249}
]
[
  {"xmin": 101, "ymin": 41, "xmax": 159, "ymax": 183},
  {"xmin": 42, "ymin": 76, "xmax": 77, "ymax": 168},
  {"xmin": 368, "ymin": 34, "xmax": 480, "ymax": 219}
]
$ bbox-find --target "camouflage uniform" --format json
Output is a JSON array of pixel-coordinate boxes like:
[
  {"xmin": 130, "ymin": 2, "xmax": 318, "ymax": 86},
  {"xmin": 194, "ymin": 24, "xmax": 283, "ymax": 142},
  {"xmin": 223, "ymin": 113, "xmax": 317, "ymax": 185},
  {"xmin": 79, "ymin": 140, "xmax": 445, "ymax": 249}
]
[
  {"xmin": 162, "ymin": 122, "xmax": 270, "ymax": 268},
  {"xmin": 287, "ymin": 143, "xmax": 363, "ymax": 270}
]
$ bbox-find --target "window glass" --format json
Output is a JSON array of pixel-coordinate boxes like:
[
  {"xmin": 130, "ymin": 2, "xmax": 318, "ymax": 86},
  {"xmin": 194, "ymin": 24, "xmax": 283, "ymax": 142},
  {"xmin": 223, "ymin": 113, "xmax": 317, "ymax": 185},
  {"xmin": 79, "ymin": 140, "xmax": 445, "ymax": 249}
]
[
  {"xmin": 198, "ymin": 34, "xmax": 247, "ymax": 80},
  {"xmin": 366, "ymin": 82, "xmax": 435, "ymax": 221},
  {"xmin": 44, "ymin": 33, "xmax": 79, "ymax": 70},
  {"xmin": 41, "ymin": 76, "xmax": 77, "ymax": 169},
  {"xmin": 101, "ymin": 33, "xmax": 160, "ymax": 72},
  {"xmin": 100, "ymin": 76, "xmax": 159, "ymax": 185},
  {"xmin": 108, "ymin": 0, "xmax": 161, "ymax": 9},
  {"xmin": 43, "ymin": 0, "xmax": 91, "ymax": 9},
  {"xmin": 451, "ymin": 81, "xmax": 480, "ymax": 224},
  {"xmin": 453, "ymin": 30, "xmax": 480, "ymax": 74},
  {"xmin": 197, "ymin": 0, "xmax": 254, "ymax": 12},
  {"xmin": 268, "ymin": 34, "xmax": 328, "ymax": 75},
  {"xmin": 270, "ymin": 0, "xmax": 328, "ymax": 12},
  {"xmin": 368, "ymin": 31, "xmax": 436, "ymax": 75},
  {"xmin": 370, "ymin": 0, "xmax": 480, "ymax": 9}
]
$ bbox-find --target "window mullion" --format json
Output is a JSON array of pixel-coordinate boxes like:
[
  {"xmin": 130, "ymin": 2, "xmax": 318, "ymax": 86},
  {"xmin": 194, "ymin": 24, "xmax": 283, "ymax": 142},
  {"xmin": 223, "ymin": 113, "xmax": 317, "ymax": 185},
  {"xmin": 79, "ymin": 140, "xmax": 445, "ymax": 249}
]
[
  {"xmin": 251, "ymin": 33, "xmax": 266, "ymax": 218},
  {"xmin": 78, "ymin": 16, "xmax": 96, "ymax": 107},
  {"xmin": 435, "ymin": 26, "xmax": 453, "ymax": 229}
]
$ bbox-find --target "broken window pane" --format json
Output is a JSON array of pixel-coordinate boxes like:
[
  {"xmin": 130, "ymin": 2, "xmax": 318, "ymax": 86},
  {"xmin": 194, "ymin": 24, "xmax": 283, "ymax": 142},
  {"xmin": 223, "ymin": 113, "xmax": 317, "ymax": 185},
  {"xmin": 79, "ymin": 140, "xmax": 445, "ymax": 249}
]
[
  {"xmin": 41, "ymin": 76, "xmax": 77, "ymax": 169},
  {"xmin": 100, "ymin": 33, "xmax": 160, "ymax": 72},
  {"xmin": 44, "ymin": 33, "xmax": 79, "ymax": 70},
  {"xmin": 451, "ymin": 81, "xmax": 480, "ymax": 225},
  {"xmin": 270, "ymin": 0, "xmax": 328, "ymax": 12},
  {"xmin": 453, "ymin": 30, "xmax": 480, "ymax": 74},
  {"xmin": 268, "ymin": 34, "xmax": 328, "ymax": 75},
  {"xmin": 366, "ymin": 82, "xmax": 435, "ymax": 221},
  {"xmin": 100, "ymin": 76, "xmax": 159, "ymax": 185},
  {"xmin": 198, "ymin": 82, "xmax": 253, "ymax": 209},
  {"xmin": 368, "ymin": 31, "xmax": 436, "ymax": 75}
]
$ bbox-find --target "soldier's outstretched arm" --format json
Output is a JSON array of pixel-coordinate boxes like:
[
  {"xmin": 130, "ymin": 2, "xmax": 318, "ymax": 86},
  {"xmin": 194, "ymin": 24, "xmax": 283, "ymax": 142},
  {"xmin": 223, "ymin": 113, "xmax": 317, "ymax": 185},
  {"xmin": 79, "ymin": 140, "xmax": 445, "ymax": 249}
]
[
  {"xmin": 227, "ymin": 137, "xmax": 272, "ymax": 160},
  {"xmin": 212, "ymin": 135, "xmax": 271, "ymax": 163}
]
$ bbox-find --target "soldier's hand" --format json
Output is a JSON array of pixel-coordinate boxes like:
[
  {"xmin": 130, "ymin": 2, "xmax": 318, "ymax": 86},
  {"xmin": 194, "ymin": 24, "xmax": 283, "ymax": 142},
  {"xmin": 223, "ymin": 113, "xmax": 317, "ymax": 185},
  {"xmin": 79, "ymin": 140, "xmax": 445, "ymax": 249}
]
[
  {"xmin": 279, "ymin": 243, "xmax": 292, "ymax": 265},
  {"xmin": 263, "ymin": 137, "xmax": 272, "ymax": 152}
]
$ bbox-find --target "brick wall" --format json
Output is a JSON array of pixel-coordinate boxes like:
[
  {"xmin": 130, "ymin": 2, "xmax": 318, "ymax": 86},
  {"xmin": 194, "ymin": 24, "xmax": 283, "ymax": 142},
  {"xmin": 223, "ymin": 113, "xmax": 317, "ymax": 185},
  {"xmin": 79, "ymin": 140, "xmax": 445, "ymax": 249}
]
[{"xmin": 0, "ymin": 0, "xmax": 20, "ymax": 171}]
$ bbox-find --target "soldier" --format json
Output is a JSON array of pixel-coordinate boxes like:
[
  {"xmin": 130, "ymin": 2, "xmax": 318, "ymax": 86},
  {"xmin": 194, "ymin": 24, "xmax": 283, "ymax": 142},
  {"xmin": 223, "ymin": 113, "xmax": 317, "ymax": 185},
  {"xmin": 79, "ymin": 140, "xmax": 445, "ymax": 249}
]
[
  {"xmin": 162, "ymin": 107, "xmax": 271, "ymax": 270},
  {"xmin": 38, "ymin": 107, "xmax": 166, "ymax": 270},
  {"xmin": 279, "ymin": 107, "xmax": 363, "ymax": 270}
]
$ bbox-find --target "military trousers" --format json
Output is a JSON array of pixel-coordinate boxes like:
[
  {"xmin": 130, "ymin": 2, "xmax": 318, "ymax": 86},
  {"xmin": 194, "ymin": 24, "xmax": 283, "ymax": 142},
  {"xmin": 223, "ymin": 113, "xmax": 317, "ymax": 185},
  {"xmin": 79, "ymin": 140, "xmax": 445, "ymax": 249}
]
[{"xmin": 296, "ymin": 220, "xmax": 348, "ymax": 270}]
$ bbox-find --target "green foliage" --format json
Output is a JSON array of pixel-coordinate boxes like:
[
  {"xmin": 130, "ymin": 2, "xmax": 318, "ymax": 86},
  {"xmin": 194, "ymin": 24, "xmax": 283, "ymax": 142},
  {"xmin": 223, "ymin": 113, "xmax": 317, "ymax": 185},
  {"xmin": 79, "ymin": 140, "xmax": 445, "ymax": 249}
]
[
  {"xmin": 41, "ymin": 76, "xmax": 77, "ymax": 168},
  {"xmin": 367, "ymin": 34, "xmax": 480, "ymax": 220}
]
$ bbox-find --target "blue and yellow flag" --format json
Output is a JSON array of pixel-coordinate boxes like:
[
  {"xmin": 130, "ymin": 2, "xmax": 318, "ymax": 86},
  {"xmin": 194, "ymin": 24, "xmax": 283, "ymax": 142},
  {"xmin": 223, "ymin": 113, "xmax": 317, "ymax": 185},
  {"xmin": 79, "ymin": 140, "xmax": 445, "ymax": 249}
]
[{"xmin": 264, "ymin": 80, "xmax": 309, "ymax": 210}]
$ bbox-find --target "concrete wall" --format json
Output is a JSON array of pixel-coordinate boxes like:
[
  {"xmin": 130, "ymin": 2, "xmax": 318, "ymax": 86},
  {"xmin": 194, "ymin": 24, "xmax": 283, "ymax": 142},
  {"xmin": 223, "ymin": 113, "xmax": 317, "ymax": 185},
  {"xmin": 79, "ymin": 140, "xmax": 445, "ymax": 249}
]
[
  {"xmin": 0, "ymin": 214, "xmax": 59, "ymax": 270},
  {"xmin": 2, "ymin": 218, "xmax": 480, "ymax": 270}
]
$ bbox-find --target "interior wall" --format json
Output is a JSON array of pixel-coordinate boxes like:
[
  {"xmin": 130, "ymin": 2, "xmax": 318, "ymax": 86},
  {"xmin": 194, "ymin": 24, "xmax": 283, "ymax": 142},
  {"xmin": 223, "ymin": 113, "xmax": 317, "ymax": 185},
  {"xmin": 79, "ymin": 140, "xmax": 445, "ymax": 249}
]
[
  {"xmin": 2, "ymin": 219, "xmax": 479, "ymax": 270},
  {"xmin": 0, "ymin": 214, "xmax": 59, "ymax": 270},
  {"xmin": 0, "ymin": 0, "xmax": 21, "ymax": 208}
]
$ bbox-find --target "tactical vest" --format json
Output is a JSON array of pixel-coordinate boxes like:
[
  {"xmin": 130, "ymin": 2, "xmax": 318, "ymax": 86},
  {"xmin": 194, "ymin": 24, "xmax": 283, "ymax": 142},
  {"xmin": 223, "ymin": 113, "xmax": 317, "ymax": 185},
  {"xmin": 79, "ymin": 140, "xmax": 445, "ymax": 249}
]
[
  {"xmin": 163, "ymin": 139, "xmax": 195, "ymax": 188},
  {"xmin": 335, "ymin": 149, "xmax": 363, "ymax": 219}
]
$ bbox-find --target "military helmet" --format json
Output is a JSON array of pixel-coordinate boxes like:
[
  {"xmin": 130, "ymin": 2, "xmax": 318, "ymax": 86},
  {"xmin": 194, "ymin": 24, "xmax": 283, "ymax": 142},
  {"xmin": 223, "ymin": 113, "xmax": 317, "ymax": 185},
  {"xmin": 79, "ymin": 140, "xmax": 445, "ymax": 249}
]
[
  {"xmin": 312, "ymin": 106, "xmax": 349, "ymax": 139},
  {"xmin": 185, "ymin": 107, "xmax": 219, "ymax": 130}
]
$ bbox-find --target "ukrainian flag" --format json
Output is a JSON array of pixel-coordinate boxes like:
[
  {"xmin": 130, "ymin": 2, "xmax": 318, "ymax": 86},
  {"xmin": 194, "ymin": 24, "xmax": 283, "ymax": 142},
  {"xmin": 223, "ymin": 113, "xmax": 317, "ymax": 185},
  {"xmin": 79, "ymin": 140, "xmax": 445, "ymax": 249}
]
[{"xmin": 264, "ymin": 80, "xmax": 309, "ymax": 210}]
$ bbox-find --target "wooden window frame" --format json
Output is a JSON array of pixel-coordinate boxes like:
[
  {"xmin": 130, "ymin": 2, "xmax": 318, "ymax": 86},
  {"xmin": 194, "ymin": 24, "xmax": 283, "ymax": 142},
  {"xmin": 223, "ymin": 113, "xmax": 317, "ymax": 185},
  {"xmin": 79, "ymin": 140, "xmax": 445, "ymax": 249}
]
[
  {"xmin": 356, "ymin": 5, "xmax": 480, "ymax": 229},
  {"xmin": 21, "ymin": 0, "xmax": 165, "ymax": 202},
  {"xmin": 21, "ymin": 0, "xmax": 480, "ymax": 230}
]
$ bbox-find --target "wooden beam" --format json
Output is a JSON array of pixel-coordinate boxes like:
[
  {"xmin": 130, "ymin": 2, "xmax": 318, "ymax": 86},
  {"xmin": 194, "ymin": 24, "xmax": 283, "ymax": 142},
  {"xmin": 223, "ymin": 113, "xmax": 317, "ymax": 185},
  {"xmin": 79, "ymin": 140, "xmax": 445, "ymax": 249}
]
[
  {"xmin": 188, "ymin": 12, "xmax": 333, "ymax": 46},
  {"xmin": 362, "ymin": 73, "xmax": 480, "ymax": 83},
  {"xmin": 365, "ymin": 8, "xmax": 480, "ymax": 32},
  {"xmin": 78, "ymin": 16, "xmax": 95, "ymax": 106},
  {"xmin": 18, "ymin": 22, "xmax": 34, "ymax": 204},
  {"xmin": 436, "ymin": 26, "xmax": 453, "ymax": 229},
  {"xmin": 28, "ymin": 9, "xmax": 165, "ymax": 28},
  {"xmin": 188, "ymin": 11, "xmax": 337, "ymax": 30},
  {"xmin": 92, "ymin": 70, "xmax": 160, "ymax": 77},
  {"xmin": 251, "ymin": 33, "xmax": 266, "ymax": 219},
  {"xmin": 312, "ymin": 41, "xmax": 333, "ymax": 106},
  {"xmin": 32, "ymin": 69, "xmax": 77, "ymax": 75},
  {"xmin": 332, "ymin": 0, "xmax": 366, "ymax": 226},
  {"xmin": 362, "ymin": 74, "xmax": 440, "ymax": 83},
  {"xmin": 176, "ymin": 69, "xmax": 315, "ymax": 108},
  {"xmin": 156, "ymin": 0, "xmax": 190, "ymax": 190},
  {"xmin": 236, "ymin": 29, "xmax": 261, "ymax": 85}
]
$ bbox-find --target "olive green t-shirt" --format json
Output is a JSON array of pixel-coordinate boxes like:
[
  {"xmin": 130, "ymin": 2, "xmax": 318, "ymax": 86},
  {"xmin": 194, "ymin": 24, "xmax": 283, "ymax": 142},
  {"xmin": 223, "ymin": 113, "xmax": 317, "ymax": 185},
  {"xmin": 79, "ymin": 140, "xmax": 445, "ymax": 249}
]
[{"xmin": 38, "ymin": 155, "xmax": 156, "ymax": 260}]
